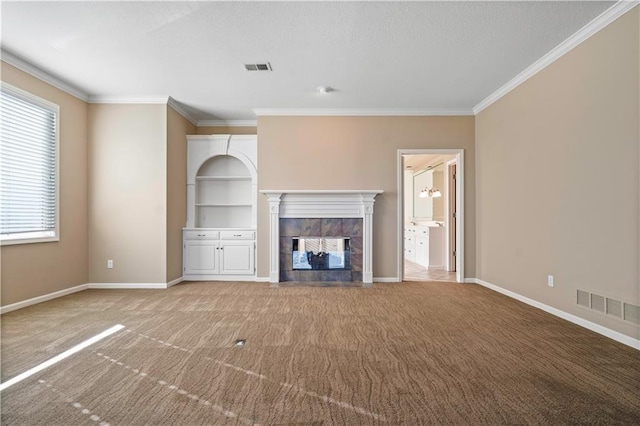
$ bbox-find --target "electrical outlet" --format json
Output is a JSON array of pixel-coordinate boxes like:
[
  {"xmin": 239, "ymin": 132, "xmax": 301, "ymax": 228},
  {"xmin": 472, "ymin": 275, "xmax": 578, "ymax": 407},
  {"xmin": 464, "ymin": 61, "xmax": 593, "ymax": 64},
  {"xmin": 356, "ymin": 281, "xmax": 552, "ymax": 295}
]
[
  {"xmin": 107, "ymin": 259, "xmax": 114, "ymax": 269},
  {"xmin": 548, "ymin": 275, "xmax": 554, "ymax": 288}
]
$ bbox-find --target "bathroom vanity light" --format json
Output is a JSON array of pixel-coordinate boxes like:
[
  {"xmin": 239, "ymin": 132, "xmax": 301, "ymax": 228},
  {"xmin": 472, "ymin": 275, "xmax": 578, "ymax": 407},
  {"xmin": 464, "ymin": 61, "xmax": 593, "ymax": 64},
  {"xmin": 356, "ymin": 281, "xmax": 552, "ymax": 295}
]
[{"xmin": 419, "ymin": 188, "xmax": 442, "ymax": 198}]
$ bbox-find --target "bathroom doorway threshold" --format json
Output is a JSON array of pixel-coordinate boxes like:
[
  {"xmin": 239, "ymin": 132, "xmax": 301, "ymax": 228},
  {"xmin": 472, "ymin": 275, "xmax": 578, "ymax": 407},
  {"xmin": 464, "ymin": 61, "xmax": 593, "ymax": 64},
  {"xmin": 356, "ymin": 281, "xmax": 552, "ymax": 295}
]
[{"xmin": 404, "ymin": 260, "xmax": 457, "ymax": 283}]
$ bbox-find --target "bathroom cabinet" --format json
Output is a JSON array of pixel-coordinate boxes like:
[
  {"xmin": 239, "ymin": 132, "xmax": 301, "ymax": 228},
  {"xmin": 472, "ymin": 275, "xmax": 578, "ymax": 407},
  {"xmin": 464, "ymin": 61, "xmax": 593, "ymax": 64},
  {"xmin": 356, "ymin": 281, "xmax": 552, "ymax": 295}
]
[
  {"xmin": 404, "ymin": 227, "xmax": 416, "ymax": 262},
  {"xmin": 404, "ymin": 225, "xmax": 444, "ymax": 269}
]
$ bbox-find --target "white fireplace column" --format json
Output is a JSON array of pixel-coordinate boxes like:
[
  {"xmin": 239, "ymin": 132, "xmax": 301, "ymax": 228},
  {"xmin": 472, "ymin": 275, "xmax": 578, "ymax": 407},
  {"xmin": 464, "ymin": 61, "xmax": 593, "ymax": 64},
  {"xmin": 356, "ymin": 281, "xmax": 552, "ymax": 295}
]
[
  {"xmin": 261, "ymin": 190, "xmax": 383, "ymax": 287},
  {"xmin": 361, "ymin": 195, "xmax": 376, "ymax": 284},
  {"xmin": 266, "ymin": 194, "xmax": 281, "ymax": 284}
]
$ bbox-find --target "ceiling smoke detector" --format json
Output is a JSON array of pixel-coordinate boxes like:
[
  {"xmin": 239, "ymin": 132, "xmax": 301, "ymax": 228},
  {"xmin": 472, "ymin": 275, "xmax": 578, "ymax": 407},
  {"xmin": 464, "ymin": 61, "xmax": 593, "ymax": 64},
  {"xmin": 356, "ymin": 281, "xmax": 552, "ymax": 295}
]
[
  {"xmin": 244, "ymin": 63, "xmax": 272, "ymax": 71},
  {"xmin": 317, "ymin": 86, "xmax": 334, "ymax": 94}
]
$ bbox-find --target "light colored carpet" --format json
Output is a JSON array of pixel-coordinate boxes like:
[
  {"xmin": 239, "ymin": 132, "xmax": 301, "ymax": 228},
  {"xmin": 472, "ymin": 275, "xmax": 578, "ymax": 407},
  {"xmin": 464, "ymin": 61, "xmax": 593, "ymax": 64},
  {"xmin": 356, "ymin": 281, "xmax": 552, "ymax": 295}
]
[{"xmin": 1, "ymin": 281, "xmax": 639, "ymax": 425}]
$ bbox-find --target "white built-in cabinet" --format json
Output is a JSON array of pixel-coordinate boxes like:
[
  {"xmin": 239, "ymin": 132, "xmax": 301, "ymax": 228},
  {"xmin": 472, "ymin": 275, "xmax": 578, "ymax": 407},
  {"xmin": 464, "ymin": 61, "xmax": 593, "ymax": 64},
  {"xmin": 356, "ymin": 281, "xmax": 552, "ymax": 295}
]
[
  {"xmin": 184, "ymin": 230, "xmax": 255, "ymax": 276},
  {"xmin": 183, "ymin": 135, "xmax": 257, "ymax": 281},
  {"xmin": 404, "ymin": 225, "xmax": 444, "ymax": 269}
]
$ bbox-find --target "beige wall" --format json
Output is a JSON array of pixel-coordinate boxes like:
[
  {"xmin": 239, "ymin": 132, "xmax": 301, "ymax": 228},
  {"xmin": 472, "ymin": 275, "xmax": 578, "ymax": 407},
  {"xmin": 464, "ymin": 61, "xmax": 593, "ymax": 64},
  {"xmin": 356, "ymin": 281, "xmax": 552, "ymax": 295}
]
[
  {"xmin": 476, "ymin": 8, "xmax": 640, "ymax": 338},
  {"xmin": 88, "ymin": 104, "xmax": 167, "ymax": 283},
  {"xmin": 257, "ymin": 116, "xmax": 475, "ymax": 279},
  {"xmin": 0, "ymin": 62, "xmax": 89, "ymax": 306},
  {"xmin": 167, "ymin": 107, "xmax": 195, "ymax": 282},
  {"xmin": 196, "ymin": 126, "xmax": 257, "ymax": 135}
]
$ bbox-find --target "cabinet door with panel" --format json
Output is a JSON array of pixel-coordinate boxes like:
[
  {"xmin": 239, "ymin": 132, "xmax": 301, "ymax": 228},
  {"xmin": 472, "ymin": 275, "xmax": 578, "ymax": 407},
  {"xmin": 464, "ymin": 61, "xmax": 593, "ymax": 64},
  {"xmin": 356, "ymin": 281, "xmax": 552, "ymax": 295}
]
[
  {"xmin": 415, "ymin": 237, "xmax": 429, "ymax": 268},
  {"xmin": 184, "ymin": 240, "xmax": 219, "ymax": 275},
  {"xmin": 220, "ymin": 240, "xmax": 255, "ymax": 275}
]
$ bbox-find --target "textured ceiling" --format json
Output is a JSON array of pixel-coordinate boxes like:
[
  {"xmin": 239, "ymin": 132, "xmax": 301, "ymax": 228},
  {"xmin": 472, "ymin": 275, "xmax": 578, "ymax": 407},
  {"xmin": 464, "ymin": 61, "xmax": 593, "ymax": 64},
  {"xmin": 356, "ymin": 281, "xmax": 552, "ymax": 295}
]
[{"xmin": 1, "ymin": 1, "xmax": 615, "ymax": 121}]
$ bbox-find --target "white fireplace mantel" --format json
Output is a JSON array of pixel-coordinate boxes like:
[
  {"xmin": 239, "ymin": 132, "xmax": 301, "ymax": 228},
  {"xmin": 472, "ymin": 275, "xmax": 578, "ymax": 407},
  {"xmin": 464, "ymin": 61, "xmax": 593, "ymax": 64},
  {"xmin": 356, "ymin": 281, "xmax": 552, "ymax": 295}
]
[{"xmin": 260, "ymin": 190, "xmax": 383, "ymax": 286}]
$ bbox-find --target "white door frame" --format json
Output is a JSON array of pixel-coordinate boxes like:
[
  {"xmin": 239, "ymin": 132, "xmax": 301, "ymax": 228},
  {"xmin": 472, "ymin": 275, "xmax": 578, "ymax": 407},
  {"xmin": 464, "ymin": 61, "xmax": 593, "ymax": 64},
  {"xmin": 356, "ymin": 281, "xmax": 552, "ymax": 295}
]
[
  {"xmin": 445, "ymin": 158, "xmax": 457, "ymax": 272},
  {"xmin": 397, "ymin": 149, "xmax": 465, "ymax": 283}
]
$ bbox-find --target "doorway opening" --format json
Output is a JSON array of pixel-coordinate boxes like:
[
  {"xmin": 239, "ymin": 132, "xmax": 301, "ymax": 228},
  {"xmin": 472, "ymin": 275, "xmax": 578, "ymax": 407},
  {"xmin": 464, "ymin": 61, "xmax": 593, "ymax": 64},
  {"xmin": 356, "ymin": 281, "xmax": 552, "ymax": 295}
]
[{"xmin": 397, "ymin": 149, "xmax": 464, "ymax": 283}]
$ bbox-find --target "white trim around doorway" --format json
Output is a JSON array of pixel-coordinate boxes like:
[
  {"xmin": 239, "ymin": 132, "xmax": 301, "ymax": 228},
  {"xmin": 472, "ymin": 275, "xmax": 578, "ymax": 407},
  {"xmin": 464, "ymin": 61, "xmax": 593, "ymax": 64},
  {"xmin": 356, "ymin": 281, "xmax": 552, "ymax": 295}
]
[
  {"xmin": 444, "ymin": 158, "xmax": 457, "ymax": 272},
  {"xmin": 397, "ymin": 149, "xmax": 465, "ymax": 283}
]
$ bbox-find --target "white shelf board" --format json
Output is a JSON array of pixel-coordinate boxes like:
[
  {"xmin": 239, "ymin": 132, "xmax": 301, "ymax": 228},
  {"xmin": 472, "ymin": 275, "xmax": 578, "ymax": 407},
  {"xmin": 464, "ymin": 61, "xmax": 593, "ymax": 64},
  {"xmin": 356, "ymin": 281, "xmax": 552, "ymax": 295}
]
[
  {"xmin": 196, "ymin": 203, "xmax": 252, "ymax": 207},
  {"xmin": 196, "ymin": 176, "xmax": 251, "ymax": 181}
]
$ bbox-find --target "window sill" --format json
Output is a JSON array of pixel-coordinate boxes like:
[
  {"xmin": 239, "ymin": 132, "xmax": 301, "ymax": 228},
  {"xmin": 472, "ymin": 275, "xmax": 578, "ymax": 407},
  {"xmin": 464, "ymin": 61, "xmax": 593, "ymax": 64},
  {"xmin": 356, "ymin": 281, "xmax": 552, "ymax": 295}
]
[{"xmin": 1, "ymin": 232, "xmax": 59, "ymax": 246}]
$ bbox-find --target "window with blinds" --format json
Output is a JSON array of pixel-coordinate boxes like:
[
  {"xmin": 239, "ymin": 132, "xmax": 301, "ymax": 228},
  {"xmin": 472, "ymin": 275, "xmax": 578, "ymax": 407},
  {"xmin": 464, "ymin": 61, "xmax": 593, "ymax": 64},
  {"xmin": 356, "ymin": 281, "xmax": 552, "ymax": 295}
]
[{"xmin": 0, "ymin": 83, "xmax": 59, "ymax": 244}]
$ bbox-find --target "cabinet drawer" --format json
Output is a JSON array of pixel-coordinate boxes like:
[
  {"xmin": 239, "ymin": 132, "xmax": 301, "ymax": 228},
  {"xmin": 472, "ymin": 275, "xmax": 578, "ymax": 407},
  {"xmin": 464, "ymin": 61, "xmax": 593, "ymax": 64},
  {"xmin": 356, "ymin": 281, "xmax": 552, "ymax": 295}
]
[
  {"xmin": 184, "ymin": 230, "xmax": 220, "ymax": 239},
  {"xmin": 220, "ymin": 230, "xmax": 255, "ymax": 240},
  {"xmin": 416, "ymin": 228, "xmax": 429, "ymax": 236}
]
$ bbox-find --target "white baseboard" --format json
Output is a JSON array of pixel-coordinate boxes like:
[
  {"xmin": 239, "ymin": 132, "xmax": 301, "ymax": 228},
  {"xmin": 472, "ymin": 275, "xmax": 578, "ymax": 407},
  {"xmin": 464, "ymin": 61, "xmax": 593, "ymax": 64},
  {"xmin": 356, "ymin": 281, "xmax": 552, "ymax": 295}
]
[
  {"xmin": 87, "ymin": 283, "xmax": 168, "ymax": 289},
  {"xmin": 467, "ymin": 278, "xmax": 640, "ymax": 350},
  {"xmin": 166, "ymin": 277, "xmax": 183, "ymax": 287},
  {"xmin": 182, "ymin": 275, "xmax": 259, "ymax": 282},
  {"xmin": 374, "ymin": 277, "xmax": 400, "ymax": 283},
  {"xmin": 256, "ymin": 277, "xmax": 399, "ymax": 283},
  {"xmin": 0, "ymin": 284, "xmax": 89, "ymax": 314}
]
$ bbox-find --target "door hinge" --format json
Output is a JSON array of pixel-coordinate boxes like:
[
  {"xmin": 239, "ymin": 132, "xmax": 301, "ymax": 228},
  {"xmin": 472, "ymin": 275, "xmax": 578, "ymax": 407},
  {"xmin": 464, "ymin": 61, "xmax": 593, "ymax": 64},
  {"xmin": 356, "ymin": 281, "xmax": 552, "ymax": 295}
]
[
  {"xmin": 453, "ymin": 251, "xmax": 457, "ymax": 257},
  {"xmin": 453, "ymin": 212, "xmax": 456, "ymax": 218},
  {"xmin": 453, "ymin": 173, "xmax": 456, "ymax": 180}
]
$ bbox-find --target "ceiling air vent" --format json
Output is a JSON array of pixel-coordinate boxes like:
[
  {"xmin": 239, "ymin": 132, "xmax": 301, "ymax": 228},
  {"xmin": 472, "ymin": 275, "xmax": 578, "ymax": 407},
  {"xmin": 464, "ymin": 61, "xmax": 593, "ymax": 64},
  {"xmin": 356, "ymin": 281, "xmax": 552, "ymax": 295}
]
[{"xmin": 244, "ymin": 62, "xmax": 272, "ymax": 71}]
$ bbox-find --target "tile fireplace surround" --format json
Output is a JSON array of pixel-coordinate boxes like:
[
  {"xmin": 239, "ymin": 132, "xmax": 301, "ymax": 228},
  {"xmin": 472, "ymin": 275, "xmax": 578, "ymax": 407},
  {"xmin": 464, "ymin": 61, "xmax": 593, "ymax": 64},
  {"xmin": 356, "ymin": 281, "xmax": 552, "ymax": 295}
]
[
  {"xmin": 281, "ymin": 218, "xmax": 361, "ymax": 282},
  {"xmin": 261, "ymin": 190, "xmax": 383, "ymax": 287}
]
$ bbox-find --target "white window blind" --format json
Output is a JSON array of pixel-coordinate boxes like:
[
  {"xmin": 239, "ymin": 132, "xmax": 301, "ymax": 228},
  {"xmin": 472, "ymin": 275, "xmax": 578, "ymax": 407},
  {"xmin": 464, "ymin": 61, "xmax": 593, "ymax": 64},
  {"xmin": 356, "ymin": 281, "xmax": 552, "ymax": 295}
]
[{"xmin": 0, "ymin": 84, "xmax": 59, "ymax": 243}]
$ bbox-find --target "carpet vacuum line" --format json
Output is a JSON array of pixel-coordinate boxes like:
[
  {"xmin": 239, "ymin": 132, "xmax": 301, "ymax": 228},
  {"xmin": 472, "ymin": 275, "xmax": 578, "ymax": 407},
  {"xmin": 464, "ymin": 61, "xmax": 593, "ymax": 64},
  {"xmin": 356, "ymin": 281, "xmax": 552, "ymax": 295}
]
[{"xmin": 128, "ymin": 329, "xmax": 387, "ymax": 422}]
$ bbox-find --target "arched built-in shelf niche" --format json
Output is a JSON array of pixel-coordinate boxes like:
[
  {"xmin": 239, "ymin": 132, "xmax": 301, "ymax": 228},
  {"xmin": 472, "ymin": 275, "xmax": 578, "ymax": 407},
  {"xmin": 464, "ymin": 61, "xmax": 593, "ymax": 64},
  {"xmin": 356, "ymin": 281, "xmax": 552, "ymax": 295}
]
[
  {"xmin": 186, "ymin": 135, "xmax": 257, "ymax": 229},
  {"xmin": 195, "ymin": 155, "xmax": 252, "ymax": 228}
]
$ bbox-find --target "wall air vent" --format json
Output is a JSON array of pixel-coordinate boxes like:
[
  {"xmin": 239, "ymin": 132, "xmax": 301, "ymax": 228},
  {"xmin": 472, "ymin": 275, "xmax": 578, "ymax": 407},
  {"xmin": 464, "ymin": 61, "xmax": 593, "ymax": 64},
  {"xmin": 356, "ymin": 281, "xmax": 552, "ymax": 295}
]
[
  {"xmin": 606, "ymin": 298, "xmax": 623, "ymax": 319},
  {"xmin": 577, "ymin": 290, "xmax": 590, "ymax": 307},
  {"xmin": 244, "ymin": 62, "xmax": 272, "ymax": 71},
  {"xmin": 591, "ymin": 294, "xmax": 606, "ymax": 313},
  {"xmin": 623, "ymin": 303, "xmax": 640, "ymax": 324},
  {"xmin": 577, "ymin": 289, "xmax": 639, "ymax": 324}
]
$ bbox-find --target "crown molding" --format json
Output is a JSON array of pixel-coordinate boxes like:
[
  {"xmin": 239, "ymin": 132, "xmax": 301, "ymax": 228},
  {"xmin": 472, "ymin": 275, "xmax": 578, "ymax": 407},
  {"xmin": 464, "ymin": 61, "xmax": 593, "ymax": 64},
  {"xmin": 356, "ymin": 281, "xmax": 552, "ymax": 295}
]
[
  {"xmin": 89, "ymin": 95, "xmax": 199, "ymax": 125},
  {"xmin": 88, "ymin": 95, "xmax": 170, "ymax": 104},
  {"xmin": 1, "ymin": 49, "xmax": 89, "ymax": 102},
  {"xmin": 253, "ymin": 108, "xmax": 474, "ymax": 117},
  {"xmin": 167, "ymin": 97, "xmax": 198, "ymax": 126},
  {"xmin": 473, "ymin": 0, "xmax": 640, "ymax": 115},
  {"xmin": 197, "ymin": 119, "xmax": 257, "ymax": 127}
]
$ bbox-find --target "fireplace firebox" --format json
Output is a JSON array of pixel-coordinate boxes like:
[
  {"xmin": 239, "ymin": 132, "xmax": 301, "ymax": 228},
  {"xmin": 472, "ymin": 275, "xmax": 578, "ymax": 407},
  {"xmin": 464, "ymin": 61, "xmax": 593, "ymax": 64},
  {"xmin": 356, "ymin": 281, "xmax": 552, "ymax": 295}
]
[{"xmin": 292, "ymin": 237, "xmax": 351, "ymax": 270}]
